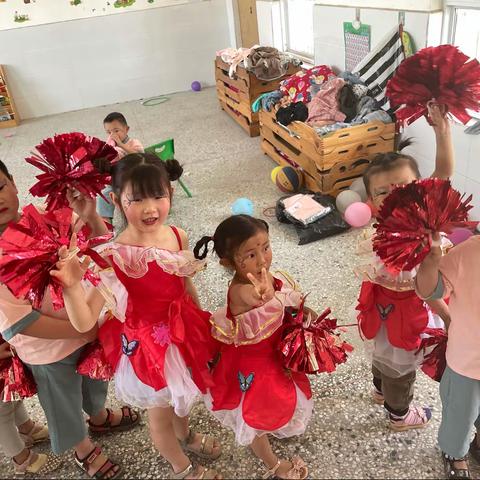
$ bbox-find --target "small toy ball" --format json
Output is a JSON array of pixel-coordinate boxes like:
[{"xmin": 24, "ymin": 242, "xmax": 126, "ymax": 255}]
[
  {"xmin": 275, "ymin": 166, "xmax": 303, "ymax": 193},
  {"xmin": 349, "ymin": 177, "xmax": 368, "ymax": 202},
  {"xmin": 191, "ymin": 81, "xmax": 202, "ymax": 92},
  {"xmin": 447, "ymin": 227, "xmax": 473, "ymax": 246},
  {"xmin": 336, "ymin": 190, "xmax": 361, "ymax": 214},
  {"xmin": 271, "ymin": 166, "xmax": 283, "ymax": 184},
  {"xmin": 344, "ymin": 202, "xmax": 372, "ymax": 228},
  {"xmin": 231, "ymin": 198, "xmax": 254, "ymax": 216}
]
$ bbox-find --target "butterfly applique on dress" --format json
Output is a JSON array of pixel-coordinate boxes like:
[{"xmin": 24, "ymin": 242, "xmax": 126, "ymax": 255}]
[
  {"xmin": 376, "ymin": 303, "xmax": 394, "ymax": 321},
  {"xmin": 121, "ymin": 333, "xmax": 139, "ymax": 356},
  {"xmin": 238, "ymin": 371, "xmax": 254, "ymax": 393}
]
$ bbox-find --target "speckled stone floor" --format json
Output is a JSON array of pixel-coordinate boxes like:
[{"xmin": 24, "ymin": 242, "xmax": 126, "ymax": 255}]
[{"xmin": 0, "ymin": 88, "xmax": 478, "ymax": 479}]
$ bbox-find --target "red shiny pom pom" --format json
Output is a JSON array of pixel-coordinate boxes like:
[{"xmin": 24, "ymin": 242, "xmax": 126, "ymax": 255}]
[
  {"xmin": 373, "ymin": 178, "xmax": 477, "ymax": 274},
  {"xmin": 0, "ymin": 340, "xmax": 37, "ymax": 402},
  {"xmin": 279, "ymin": 299, "xmax": 353, "ymax": 374},
  {"xmin": 0, "ymin": 205, "xmax": 111, "ymax": 310},
  {"xmin": 77, "ymin": 341, "xmax": 114, "ymax": 381},
  {"xmin": 387, "ymin": 44, "xmax": 480, "ymax": 126},
  {"xmin": 27, "ymin": 132, "xmax": 117, "ymax": 212},
  {"xmin": 416, "ymin": 327, "xmax": 447, "ymax": 382}
]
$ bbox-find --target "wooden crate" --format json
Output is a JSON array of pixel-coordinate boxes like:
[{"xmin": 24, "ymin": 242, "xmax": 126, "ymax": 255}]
[
  {"xmin": 215, "ymin": 57, "xmax": 300, "ymax": 137},
  {"xmin": 259, "ymin": 108, "xmax": 395, "ymax": 196}
]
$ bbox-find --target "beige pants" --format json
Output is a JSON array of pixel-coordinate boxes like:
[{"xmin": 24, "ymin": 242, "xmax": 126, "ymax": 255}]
[{"xmin": 0, "ymin": 399, "xmax": 29, "ymax": 457}]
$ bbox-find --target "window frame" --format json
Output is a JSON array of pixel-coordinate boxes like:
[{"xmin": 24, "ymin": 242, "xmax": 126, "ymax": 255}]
[
  {"xmin": 442, "ymin": 1, "xmax": 480, "ymax": 48},
  {"xmin": 279, "ymin": 0, "xmax": 315, "ymax": 63}
]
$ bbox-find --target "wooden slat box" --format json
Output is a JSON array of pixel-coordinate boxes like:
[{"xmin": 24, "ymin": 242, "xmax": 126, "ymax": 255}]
[
  {"xmin": 215, "ymin": 57, "xmax": 300, "ymax": 137},
  {"xmin": 259, "ymin": 107, "xmax": 395, "ymax": 196}
]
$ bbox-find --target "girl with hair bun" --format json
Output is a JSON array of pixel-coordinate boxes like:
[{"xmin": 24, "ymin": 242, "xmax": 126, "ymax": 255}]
[{"xmin": 52, "ymin": 153, "xmax": 222, "ymax": 480}]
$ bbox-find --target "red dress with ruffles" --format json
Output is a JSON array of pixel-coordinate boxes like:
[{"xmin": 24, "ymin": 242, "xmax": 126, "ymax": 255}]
[
  {"xmin": 206, "ymin": 273, "xmax": 313, "ymax": 446},
  {"xmin": 94, "ymin": 226, "xmax": 216, "ymax": 413}
]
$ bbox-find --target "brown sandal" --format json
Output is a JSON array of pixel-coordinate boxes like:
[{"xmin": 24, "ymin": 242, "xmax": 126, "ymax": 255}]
[
  {"xmin": 74, "ymin": 446, "xmax": 121, "ymax": 479},
  {"xmin": 180, "ymin": 429, "xmax": 222, "ymax": 460},
  {"xmin": 88, "ymin": 406, "xmax": 140, "ymax": 435},
  {"xmin": 172, "ymin": 463, "xmax": 222, "ymax": 479}
]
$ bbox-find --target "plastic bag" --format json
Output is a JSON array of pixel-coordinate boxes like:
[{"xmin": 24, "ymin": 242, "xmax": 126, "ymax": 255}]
[
  {"xmin": 276, "ymin": 191, "xmax": 350, "ymax": 245},
  {"xmin": 281, "ymin": 194, "xmax": 332, "ymax": 226}
]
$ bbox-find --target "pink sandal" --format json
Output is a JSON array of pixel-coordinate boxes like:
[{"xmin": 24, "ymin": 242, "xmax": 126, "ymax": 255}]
[
  {"xmin": 263, "ymin": 456, "xmax": 308, "ymax": 479},
  {"xmin": 13, "ymin": 450, "xmax": 62, "ymax": 476}
]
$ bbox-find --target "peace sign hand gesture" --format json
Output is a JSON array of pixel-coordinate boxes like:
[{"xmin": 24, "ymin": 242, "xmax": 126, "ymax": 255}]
[{"xmin": 246, "ymin": 268, "xmax": 275, "ymax": 305}]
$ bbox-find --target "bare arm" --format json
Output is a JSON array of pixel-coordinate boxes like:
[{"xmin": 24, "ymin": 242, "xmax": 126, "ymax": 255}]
[
  {"xmin": 177, "ymin": 228, "xmax": 202, "ymax": 308},
  {"xmin": 50, "ymin": 237, "xmax": 106, "ymax": 333},
  {"xmin": 429, "ymin": 103, "xmax": 454, "ymax": 180},
  {"xmin": 0, "ymin": 341, "xmax": 12, "ymax": 360},
  {"xmin": 62, "ymin": 283, "xmax": 106, "ymax": 333},
  {"xmin": 67, "ymin": 190, "xmax": 109, "ymax": 237},
  {"xmin": 21, "ymin": 314, "xmax": 98, "ymax": 340},
  {"xmin": 415, "ymin": 234, "xmax": 443, "ymax": 299},
  {"xmin": 185, "ymin": 277, "xmax": 202, "ymax": 308}
]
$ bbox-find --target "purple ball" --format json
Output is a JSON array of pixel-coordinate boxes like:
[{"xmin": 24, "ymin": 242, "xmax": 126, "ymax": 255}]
[
  {"xmin": 191, "ymin": 81, "xmax": 202, "ymax": 92},
  {"xmin": 447, "ymin": 227, "xmax": 473, "ymax": 246}
]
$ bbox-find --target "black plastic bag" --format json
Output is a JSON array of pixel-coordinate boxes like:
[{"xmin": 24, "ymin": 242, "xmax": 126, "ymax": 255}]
[{"xmin": 276, "ymin": 191, "xmax": 350, "ymax": 245}]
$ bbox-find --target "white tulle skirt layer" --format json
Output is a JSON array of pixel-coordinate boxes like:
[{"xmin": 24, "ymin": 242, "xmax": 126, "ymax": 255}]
[
  {"xmin": 204, "ymin": 385, "xmax": 313, "ymax": 446},
  {"xmin": 114, "ymin": 344, "xmax": 201, "ymax": 416},
  {"xmin": 365, "ymin": 310, "xmax": 445, "ymax": 378}
]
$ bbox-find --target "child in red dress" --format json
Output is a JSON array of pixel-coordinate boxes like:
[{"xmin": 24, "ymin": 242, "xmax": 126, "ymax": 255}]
[
  {"xmin": 195, "ymin": 215, "xmax": 311, "ymax": 480},
  {"xmin": 354, "ymin": 103, "xmax": 453, "ymax": 431},
  {"xmin": 52, "ymin": 153, "xmax": 221, "ymax": 480}
]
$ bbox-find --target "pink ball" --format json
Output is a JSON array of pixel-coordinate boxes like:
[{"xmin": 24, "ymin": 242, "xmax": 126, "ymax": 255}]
[
  {"xmin": 447, "ymin": 227, "xmax": 473, "ymax": 246},
  {"xmin": 344, "ymin": 202, "xmax": 372, "ymax": 228}
]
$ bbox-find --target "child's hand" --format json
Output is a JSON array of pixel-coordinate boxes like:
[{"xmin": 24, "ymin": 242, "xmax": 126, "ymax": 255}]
[
  {"xmin": 50, "ymin": 234, "xmax": 90, "ymax": 288},
  {"xmin": 247, "ymin": 268, "xmax": 275, "ymax": 304},
  {"xmin": 110, "ymin": 133, "xmax": 124, "ymax": 147},
  {"xmin": 0, "ymin": 341, "xmax": 13, "ymax": 360},
  {"xmin": 428, "ymin": 102, "xmax": 450, "ymax": 135},
  {"xmin": 67, "ymin": 189, "xmax": 97, "ymax": 224}
]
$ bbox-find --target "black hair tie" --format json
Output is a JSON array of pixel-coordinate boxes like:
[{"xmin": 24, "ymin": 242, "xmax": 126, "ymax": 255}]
[{"xmin": 193, "ymin": 236, "xmax": 213, "ymax": 260}]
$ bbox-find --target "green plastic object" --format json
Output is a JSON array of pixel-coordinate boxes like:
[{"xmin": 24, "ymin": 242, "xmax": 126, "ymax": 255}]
[{"xmin": 145, "ymin": 139, "xmax": 192, "ymax": 198}]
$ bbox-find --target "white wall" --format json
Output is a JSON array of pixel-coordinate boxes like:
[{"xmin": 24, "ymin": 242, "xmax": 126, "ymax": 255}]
[
  {"xmin": 0, "ymin": 0, "xmax": 231, "ymax": 119},
  {"xmin": 0, "ymin": 0, "xmax": 203, "ymax": 31},
  {"xmin": 312, "ymin": 4, "xmax": 479, "ymax": 220},
  {"xmin": 313, "ymin": 6, "xmax": 437, "ymax": 71}
]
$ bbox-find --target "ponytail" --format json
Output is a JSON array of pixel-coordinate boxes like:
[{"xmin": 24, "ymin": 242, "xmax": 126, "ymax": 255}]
[{"xmin": 395, "ymin": 136, "xmax": 414, "ymax": 153}]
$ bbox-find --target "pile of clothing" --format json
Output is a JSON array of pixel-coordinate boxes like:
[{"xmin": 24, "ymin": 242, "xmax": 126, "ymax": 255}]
[
  {"xmin": 216, "ymin": 46, "xmax": 301, "ymax": 81},
  {"xmin": 255, "ymin": 66, "xmax": 392, "ymax": 136}
]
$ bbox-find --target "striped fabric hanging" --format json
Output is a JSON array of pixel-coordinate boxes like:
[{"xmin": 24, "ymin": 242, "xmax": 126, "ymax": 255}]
[{"xmin": 353, "ymin": 26, "xmax": 405, "ymax": 110}]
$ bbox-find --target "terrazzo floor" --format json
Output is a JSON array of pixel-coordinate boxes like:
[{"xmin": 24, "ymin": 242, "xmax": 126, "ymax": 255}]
[{"xmin": 0, "ymin": 87, "xmax": 478, "ymax": 479}]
